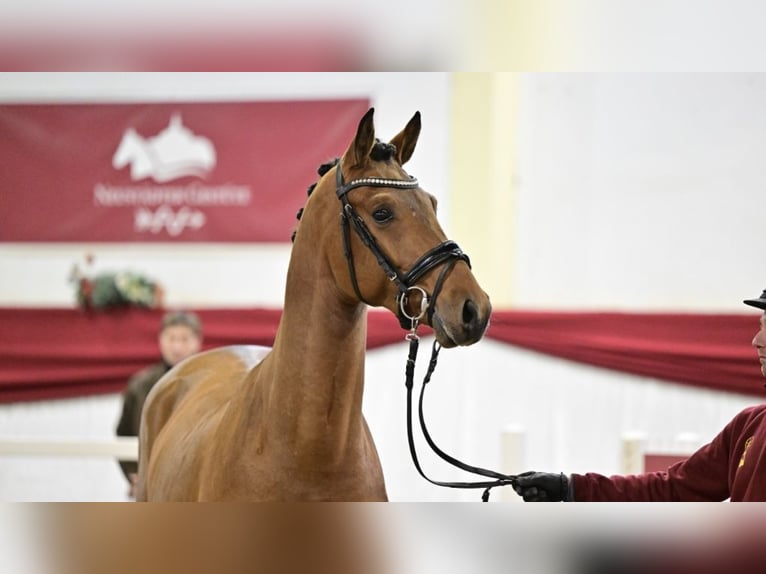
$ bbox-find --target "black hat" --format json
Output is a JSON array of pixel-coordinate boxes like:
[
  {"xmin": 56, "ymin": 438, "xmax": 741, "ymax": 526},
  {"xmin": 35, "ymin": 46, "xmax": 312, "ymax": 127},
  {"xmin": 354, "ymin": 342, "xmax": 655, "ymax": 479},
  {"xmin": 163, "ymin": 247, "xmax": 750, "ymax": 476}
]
[{"xmin": 744, "ymin": 289, "xmax": 766, "ymax": 310}]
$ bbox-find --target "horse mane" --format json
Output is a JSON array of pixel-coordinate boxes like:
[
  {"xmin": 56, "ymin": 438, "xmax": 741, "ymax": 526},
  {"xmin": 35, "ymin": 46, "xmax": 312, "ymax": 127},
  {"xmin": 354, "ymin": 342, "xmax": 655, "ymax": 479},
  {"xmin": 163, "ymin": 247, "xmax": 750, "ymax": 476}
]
[{"xmin": 291, "ymin": 158, "xmax": 337, "ymax": 243}]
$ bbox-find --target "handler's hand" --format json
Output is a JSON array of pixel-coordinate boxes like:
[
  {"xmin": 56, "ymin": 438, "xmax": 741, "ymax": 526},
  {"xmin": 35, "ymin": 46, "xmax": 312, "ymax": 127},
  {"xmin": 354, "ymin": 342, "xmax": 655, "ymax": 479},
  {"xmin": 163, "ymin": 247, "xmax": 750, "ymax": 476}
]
[{"xmin": 513, "ymin": 471, "xmax": 569, "ymax": 502}]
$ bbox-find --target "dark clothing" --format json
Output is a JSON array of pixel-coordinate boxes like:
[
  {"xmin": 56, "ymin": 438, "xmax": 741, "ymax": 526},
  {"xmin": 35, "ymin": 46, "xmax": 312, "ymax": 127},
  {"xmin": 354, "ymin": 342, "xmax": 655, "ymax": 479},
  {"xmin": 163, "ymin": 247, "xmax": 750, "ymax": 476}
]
[
  {"xmin": 115, "ymin": 362, "xmax": 170, "ymax": 479},
  {"xmin": 572, "ymin": 405, "xmax": 766, "ymax": 501}
]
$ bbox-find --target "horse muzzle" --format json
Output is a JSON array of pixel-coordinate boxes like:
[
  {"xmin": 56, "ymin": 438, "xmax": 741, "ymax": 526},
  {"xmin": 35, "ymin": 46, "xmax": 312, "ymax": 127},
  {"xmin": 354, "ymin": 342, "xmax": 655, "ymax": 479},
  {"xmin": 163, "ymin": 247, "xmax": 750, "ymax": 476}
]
[{"xmin": 432, "ymin": 295, "xmax": 491, "ymax": 348}]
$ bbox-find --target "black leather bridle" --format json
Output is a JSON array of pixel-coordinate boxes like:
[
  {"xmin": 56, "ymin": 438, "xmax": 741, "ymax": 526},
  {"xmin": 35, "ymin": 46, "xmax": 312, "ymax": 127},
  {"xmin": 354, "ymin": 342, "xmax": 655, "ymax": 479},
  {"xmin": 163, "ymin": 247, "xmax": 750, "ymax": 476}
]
[
  {"xmin": 335, "ymin": 160, "xmax": 518, "ymax": 501},
  {"xmin": 335, "ymin": 160, "xmax": 469, "ymax": 331}
]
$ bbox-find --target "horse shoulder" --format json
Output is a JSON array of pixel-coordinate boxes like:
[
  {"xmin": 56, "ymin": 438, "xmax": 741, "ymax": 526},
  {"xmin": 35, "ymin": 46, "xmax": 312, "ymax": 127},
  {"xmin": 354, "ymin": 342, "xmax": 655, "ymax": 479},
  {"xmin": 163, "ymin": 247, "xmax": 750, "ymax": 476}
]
[{"xmin": 136, "ymin": 345, "xmax": 270, "ymax": 501}]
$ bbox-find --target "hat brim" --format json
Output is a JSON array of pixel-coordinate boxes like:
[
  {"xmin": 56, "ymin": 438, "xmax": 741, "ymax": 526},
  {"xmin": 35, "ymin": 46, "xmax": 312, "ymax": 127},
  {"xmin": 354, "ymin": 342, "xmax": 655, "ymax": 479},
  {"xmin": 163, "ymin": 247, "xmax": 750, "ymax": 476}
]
[{"xmin": 744, "ymin": 298, "xmax": 766, "ymax": 310}]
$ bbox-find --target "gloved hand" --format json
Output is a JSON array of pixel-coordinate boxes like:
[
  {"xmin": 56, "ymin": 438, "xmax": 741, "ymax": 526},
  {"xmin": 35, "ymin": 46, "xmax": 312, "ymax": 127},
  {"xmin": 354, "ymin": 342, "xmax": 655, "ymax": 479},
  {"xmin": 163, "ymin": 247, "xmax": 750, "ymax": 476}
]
[{"xmin": 513, "ymin": 471, "xmax": 569, "ymax": 502}]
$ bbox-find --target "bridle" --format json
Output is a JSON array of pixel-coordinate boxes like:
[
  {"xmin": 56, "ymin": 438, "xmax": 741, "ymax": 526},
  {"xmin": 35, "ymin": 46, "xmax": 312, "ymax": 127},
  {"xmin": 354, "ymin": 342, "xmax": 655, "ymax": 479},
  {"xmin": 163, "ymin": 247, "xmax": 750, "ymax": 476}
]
[
  {"xmin": 335, "ymin": 160, "xmax": 518, "ymax": 501},
  {"xmin": 335, "ymin": 160, "xmax": 469, "ymax": 330}
]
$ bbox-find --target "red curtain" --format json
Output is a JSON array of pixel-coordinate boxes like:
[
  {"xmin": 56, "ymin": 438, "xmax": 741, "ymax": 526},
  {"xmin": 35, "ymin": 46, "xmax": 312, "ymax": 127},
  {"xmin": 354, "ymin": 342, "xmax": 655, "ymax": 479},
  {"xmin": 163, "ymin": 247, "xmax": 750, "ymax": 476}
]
[
  {"xmin": 486, "ymin": 311, "xmax": 763, "ymax": 397},
  {"xmin": 0, "ymin": 308, "xmax": 762, "ymax": 403},
  {"xmin": 0, "ymin": 307, "xmax": 413, "ymax": 403}
]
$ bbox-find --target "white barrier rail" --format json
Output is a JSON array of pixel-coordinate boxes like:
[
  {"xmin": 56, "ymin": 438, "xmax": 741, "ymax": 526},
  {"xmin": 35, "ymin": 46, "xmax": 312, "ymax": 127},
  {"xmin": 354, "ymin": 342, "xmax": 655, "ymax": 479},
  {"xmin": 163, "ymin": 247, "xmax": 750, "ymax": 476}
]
[{"xmin": 0, "ymin": 437, "xmax": 138, "ymax": 461}]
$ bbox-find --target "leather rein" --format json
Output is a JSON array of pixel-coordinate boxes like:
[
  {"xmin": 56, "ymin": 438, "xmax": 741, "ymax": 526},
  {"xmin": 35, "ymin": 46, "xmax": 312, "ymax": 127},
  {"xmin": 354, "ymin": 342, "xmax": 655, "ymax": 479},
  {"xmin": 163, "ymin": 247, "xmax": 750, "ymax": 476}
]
[{"xmin": 335, "ymin": 161, "xmax": 518, "ymax": 501}]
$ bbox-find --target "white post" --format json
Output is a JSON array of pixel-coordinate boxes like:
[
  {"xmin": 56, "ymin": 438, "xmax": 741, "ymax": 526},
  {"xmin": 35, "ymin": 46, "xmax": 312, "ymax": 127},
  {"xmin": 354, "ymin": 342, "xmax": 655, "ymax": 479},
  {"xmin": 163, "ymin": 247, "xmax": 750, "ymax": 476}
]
[
  {"xmin": 621, "ymin": 431, "xmax": 647, "ymax": 474},
  {"xmin": 499, "ymin": 424, "xmax": 525, "ymax": 502},
  {"xmin": 0, "ymin": 437, "xmax": 138, "ymax": 460}
]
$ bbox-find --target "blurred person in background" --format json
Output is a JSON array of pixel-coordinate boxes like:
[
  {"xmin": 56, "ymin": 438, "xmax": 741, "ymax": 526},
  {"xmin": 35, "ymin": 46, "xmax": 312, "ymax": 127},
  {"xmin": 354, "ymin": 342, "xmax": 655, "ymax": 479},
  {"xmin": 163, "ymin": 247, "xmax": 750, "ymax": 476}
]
[
  {"xmin": 116, "ymin": 310, "xmax": 203, "ymax": 497},
  {"xmin": 514, "ymin": 289, "xmax": 766, "ymax": 502}
]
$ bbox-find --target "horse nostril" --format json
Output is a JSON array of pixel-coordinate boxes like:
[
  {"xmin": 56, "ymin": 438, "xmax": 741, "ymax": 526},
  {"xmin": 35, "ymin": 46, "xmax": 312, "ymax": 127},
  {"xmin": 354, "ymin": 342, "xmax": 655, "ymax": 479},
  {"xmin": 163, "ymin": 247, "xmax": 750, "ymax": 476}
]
[{"xmin": 462, "ymin": 299, "xmax": 478, "ymax": 327}]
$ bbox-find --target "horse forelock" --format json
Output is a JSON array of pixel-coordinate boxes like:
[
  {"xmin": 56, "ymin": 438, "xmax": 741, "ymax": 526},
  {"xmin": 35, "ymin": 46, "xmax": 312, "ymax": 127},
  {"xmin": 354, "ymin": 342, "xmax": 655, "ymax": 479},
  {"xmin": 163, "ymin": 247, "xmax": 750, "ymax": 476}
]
[{"xmin": 370, "ymin": 139, "xmax": 396, "ymax": 162}]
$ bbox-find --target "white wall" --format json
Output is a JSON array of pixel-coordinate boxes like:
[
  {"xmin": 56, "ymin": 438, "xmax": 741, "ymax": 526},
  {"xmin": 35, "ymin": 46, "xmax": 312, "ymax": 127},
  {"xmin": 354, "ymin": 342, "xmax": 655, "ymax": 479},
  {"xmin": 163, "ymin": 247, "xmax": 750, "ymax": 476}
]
[
  {"xmin": 512, "ymin": 73, "xmax": 766, "ymax": 311},
  {"xmin": 0, "ymin": 73, "xmax": 763, "ymax": 501}
]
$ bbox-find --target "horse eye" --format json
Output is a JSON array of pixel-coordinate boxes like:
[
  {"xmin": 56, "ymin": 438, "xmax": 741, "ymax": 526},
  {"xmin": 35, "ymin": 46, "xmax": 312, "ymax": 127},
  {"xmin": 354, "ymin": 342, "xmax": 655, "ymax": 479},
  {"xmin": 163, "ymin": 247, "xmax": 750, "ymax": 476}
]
[{"xmin": 372, "ymin": 208, "xmax": 393, "ymax": 223}]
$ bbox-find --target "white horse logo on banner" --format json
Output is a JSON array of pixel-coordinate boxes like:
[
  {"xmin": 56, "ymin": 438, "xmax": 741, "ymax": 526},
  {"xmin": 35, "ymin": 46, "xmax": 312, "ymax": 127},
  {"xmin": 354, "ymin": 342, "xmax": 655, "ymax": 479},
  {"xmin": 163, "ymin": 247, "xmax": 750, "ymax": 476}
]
[{"xmin": 112, "ymin": 114, "xmax": 216, "ymax": 182}]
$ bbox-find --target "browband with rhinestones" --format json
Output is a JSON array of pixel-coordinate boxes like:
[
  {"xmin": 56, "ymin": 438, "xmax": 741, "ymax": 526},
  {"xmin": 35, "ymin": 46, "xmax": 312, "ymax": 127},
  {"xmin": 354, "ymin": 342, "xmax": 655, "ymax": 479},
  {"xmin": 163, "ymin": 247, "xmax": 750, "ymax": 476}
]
[{"xmin": 336, "ymin": 176, "xmax": 419, "ymax": 198}]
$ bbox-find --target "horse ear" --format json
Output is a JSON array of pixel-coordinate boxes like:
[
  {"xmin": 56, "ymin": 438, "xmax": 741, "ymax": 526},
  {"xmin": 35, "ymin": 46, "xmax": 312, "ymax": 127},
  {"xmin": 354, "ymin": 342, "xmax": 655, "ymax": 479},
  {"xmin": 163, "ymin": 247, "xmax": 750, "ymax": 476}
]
[
  {"xmin": 389, "ymin": 111, "xmax": 421, "ymax": 166},
  {"xmin": 343, "ymin": 107, "xmax": 376, "ymax": 167}
]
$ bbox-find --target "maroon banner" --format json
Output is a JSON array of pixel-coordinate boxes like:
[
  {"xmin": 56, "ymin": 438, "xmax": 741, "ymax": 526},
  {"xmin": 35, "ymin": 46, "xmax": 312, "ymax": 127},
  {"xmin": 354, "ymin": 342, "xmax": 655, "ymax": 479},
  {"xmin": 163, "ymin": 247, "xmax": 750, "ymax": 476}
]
[{"xmin": 0, "ymin": 99, "xmax": 369, "ymax": 242}]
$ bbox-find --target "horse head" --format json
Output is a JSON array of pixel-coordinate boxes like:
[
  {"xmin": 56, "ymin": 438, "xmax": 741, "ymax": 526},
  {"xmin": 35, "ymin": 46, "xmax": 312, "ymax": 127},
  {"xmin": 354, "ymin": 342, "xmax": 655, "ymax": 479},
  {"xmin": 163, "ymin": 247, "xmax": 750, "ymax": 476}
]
[{"xmin": 294, "ymin": 108, "xmax": 491, "ymax": 348}]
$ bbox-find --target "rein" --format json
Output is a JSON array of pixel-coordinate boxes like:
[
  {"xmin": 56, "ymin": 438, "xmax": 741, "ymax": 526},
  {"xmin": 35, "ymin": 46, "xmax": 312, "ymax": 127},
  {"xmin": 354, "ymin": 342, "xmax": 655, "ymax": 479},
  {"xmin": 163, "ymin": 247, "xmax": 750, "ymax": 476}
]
[
  {"xmin": 334, "ymin": 160, "xmax": 518, "ymax": 501},
  {"xmin": 404, "ymin": 335, "xmax": 518, "ymax": 501}
]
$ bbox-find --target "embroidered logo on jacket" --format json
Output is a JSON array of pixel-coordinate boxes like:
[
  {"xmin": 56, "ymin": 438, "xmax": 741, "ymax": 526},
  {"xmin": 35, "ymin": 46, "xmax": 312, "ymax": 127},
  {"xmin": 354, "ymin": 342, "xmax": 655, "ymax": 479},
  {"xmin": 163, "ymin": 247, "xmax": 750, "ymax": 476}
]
[{"xmin": 738, "ymin": 436, "xmax": 754, "ymax": 469}]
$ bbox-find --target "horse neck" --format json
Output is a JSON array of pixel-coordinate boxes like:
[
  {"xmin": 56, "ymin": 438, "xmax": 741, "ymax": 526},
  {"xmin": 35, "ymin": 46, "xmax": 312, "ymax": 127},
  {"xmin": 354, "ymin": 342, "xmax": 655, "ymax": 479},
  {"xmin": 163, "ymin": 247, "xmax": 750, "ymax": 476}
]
[{"xmin": 263, "ymin": 237, "xmax": 369, "ymax": 457}]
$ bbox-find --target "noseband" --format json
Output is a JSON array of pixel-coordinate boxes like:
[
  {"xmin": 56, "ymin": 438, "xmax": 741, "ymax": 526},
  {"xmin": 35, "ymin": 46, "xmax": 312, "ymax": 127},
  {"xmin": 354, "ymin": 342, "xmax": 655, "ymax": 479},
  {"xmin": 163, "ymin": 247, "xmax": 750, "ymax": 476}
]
[{"xmin": 335, "ymin": 160, "xmax": 470, "ymax": 331}]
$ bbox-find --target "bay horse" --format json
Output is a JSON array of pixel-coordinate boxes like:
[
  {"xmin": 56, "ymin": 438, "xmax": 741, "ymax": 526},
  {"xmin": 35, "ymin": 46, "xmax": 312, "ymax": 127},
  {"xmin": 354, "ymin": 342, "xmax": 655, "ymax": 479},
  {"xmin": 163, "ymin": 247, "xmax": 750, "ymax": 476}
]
[{"xmin": 136, "ymin": 108, "xmax": 492, "ymax": 501}]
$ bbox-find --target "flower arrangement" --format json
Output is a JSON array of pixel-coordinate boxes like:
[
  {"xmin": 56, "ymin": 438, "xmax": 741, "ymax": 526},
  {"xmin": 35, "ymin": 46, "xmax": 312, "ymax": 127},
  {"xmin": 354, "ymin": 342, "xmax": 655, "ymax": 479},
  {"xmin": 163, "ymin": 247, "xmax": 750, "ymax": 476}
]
[{"xmin": 69, "ymin": 254, "xmax": 164, "ymax": 310}]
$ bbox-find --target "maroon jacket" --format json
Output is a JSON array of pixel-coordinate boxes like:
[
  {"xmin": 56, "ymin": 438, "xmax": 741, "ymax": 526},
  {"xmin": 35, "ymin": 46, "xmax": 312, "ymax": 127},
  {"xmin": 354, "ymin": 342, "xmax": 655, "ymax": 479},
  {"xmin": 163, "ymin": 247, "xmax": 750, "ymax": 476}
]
[{"xmin": 572, "ymin": 405, "xmax": 766, "ymax": 501}]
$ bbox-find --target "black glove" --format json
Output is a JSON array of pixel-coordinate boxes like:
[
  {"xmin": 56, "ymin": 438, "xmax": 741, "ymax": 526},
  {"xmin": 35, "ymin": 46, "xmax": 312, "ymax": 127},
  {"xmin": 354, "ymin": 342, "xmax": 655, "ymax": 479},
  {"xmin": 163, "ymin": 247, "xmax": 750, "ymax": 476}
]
[{"xmin": 513, "ymin": 471, "xmax": 569, "ymax": 502}]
